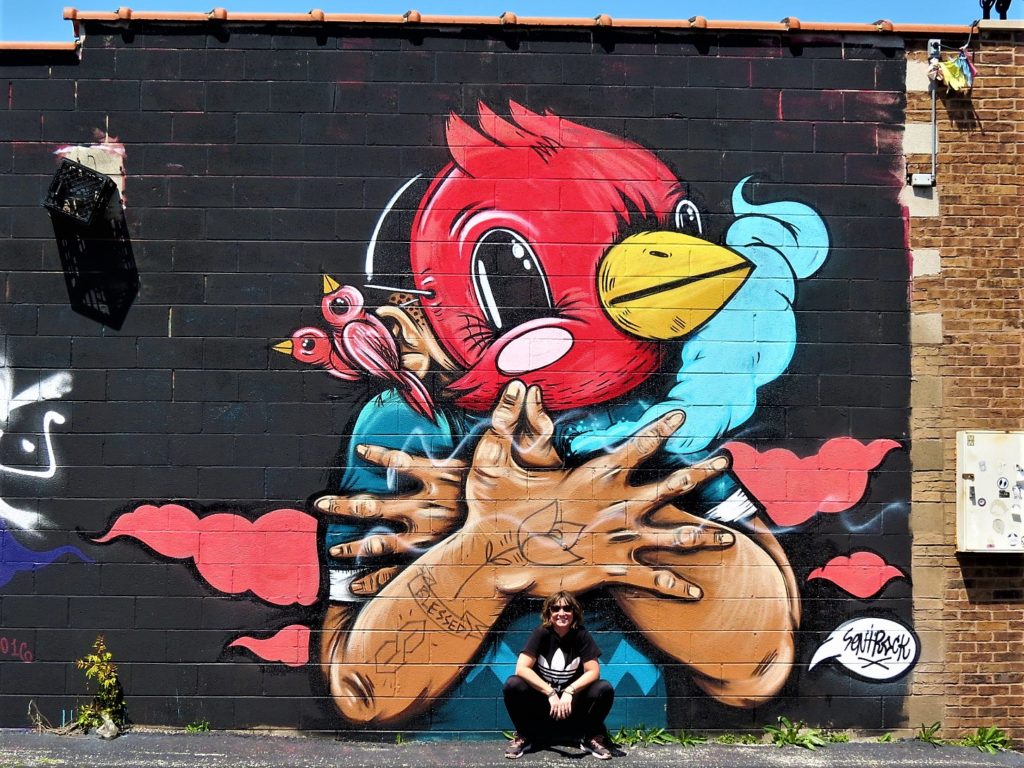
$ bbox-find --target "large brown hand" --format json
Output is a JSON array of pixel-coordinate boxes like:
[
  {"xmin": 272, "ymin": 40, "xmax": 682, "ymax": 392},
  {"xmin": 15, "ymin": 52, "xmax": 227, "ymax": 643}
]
[
  {"xmin": 315, "ymin": 453, "xmax": 467, "ymax": 596},
  {"xmin": 461, "ymin": 380, "xmax": 736, "ymax": 600}
]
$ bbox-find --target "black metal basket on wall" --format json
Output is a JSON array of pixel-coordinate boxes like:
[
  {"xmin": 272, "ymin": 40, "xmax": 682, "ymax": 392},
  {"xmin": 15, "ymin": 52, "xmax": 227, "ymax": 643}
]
[{"xmin": 43, "ymin": 158, "xmax": 118, "ymax": 226}]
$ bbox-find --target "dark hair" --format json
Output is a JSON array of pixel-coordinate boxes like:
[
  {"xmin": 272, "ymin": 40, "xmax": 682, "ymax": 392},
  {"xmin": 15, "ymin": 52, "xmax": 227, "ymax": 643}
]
[{"xmin": 541, "ymin": 591, "xmax": 583, "ymax": 630}]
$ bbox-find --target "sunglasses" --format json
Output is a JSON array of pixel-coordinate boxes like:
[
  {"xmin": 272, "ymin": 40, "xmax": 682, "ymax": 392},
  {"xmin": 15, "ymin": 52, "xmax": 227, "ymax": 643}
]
[{"xmin": 550, "ymin": 605, "xmax": 574, "ymax": 613}]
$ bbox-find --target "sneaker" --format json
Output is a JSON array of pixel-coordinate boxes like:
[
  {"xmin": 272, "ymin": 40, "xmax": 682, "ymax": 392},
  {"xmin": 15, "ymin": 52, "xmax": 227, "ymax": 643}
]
[
  {"xmin": 505, "ymin": 734, "xmax": 529, "ymax": 759},
  {"xmin": 581, "ymin": 735, "xmax": 613, "ymax": 760}
]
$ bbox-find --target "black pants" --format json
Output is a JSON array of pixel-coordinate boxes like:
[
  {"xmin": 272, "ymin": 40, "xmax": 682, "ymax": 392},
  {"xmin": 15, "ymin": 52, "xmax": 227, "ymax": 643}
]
[{"xmin": 502, "ymin": 675, "xmax": 614, "ymax": 743}]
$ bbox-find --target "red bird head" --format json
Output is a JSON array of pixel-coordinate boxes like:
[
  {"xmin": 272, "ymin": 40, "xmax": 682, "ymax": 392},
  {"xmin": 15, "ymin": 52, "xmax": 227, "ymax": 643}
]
[
  {"xmin": 320, "ymin": 276, "xmax": 365, "ymax": 329},
  {"xmin": 272, "ymin": 327, "xmax": 359, "ymax": 381},
  {"xmin": 409, "ymin": 101, "xmax": 741, "ymax": 413},
  {"xmin": 274, "ymin": 327, "xmax": 334, "ymax": 365}
]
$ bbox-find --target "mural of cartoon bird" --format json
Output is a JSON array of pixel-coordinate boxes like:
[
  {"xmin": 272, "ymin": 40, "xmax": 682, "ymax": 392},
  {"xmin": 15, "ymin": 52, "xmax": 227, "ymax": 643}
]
[
  {"xmin": 273, "ymin": 327, "xmax": 358, "ymax": 381},
  {"xmin": 408, "ymin": 101, "xmax": 754, "ymax": 413},
  {"xmin": 319, "ymin": 276, "xmax": 435, "ymax": 420},
  {"xmin": 277, "ymin": 277, "xmax": 435, "ymax": 420}
]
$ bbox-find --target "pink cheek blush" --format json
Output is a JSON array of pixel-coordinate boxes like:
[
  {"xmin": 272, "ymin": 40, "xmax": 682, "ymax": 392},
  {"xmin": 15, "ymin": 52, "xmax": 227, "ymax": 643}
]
[{"xmin": 496, "ymin": 328, "xmax": 574, "ymax": 374}]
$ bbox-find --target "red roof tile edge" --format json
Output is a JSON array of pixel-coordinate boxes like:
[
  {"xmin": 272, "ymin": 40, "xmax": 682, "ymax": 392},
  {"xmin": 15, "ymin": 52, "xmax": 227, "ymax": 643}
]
[
  {"xmin": 60, "ymin": 7, "xmax": 976, "ymax": 35},
  {"xmin": 0, "ymin": 40, "xmax": 79, "ymax": 50}
]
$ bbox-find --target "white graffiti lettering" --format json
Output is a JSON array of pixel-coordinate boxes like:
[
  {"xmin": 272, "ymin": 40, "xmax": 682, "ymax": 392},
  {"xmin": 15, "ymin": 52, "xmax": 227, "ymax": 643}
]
[{"xmin": 0, "ymin": 357, "xmax": 72, "ymax": 529}]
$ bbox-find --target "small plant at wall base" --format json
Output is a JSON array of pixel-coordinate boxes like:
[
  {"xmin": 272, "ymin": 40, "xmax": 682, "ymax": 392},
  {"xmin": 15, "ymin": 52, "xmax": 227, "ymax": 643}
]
[
  {"xmin": 611, "ymin": 726, "xmax": 678, "ymax": 747},
  {"xmin": 763, "ymin": 716, "xmax": 826, "ymax": 750},
  {"xmin": 915, "ymin": 721, "xmax": 944, "ymax": 746},
  {"xmin": 955, "ymin": 726, "xmax": 1011, "ymax": 754},
  {"xmin": 75, "ymin": 636, "xmax": 127, "ymax": 736},
  {"xmin": 185, "ymin": 721, "xmax": 210, "ymax": 733},
  {"xmin": 714, "ymin": 732, "xmax": 761, "ymax": 744},
  {"xmin": 674, "ymin": 730, "xmax": 707, "ymax": 747},
  {"xmin": 822, "ymin": 730, "xmax": 850, "ymax": 743}
]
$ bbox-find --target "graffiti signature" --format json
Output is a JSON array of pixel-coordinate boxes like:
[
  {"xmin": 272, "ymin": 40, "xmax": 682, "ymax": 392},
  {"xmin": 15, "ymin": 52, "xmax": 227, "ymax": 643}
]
[
  {"xmin": 0, "ymin": 635, "xmax": 34, "ymax": 663},
  {"xmin": 842, "ymin": 624, "xmax": 915, "ymax": 669}
]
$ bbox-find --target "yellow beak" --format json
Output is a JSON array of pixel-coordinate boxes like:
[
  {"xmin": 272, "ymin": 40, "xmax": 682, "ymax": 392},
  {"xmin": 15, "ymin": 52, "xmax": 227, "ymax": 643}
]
[
  {"xmin": 322, "ymin": 274, "xmax": 341, "ymax": 294},
  {"xmin": 272, "ymin": 340, "xmax": 293, "ymax": 355},
  {"xmin": 598, "ymin": 231, "xmax": 753, "ymax": 341}
]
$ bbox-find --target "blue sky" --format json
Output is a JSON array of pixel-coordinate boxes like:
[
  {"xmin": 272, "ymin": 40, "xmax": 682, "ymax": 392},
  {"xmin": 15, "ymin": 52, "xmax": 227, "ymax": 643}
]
[{"xmin": 1, "ymin": 0, "xmax": 1017, "ymax": 40}]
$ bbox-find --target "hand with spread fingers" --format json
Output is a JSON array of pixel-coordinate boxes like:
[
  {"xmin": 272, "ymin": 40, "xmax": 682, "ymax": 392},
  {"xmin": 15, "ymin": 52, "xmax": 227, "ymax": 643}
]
[
  {"xmin": 461, "ymin": 379, "xmax": 735, "ymax": 601},
  {"xmin": 314, "ymin": 453, "xmax": 467, "ymax": 596}
]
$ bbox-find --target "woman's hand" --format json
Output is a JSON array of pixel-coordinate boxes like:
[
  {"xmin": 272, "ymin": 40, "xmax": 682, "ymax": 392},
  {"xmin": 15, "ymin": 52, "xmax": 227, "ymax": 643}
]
[{"xmin": 553, "ymin": 691, "xmax": 573, "ymax": 720}]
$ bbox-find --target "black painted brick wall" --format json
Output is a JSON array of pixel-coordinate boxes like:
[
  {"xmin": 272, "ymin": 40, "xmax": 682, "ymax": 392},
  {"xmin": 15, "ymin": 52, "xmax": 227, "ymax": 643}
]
[{"xmin": 0, "ymin": 24, "xmax": 910, "ymax": 732}]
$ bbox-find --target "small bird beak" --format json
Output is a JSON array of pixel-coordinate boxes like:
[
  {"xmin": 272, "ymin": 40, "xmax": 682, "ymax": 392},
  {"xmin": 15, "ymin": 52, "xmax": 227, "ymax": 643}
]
[
  {"xmin": 272, "ymin": 340, "xmax": 293, "ymax": 355},
  {"xmin": 322, "ymin": 275, "xmax": 341, "ymax": 294},
  {"xmin": 597, "ymin": 231, "xmax": 753, "ymax": 341}
]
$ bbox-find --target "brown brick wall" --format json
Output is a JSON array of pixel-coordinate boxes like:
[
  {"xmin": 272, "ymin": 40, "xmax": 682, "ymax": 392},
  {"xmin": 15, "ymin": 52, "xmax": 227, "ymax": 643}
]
[{"xmin": 907, "ymin": 26, "xmax": 1024, "ymax": 739}]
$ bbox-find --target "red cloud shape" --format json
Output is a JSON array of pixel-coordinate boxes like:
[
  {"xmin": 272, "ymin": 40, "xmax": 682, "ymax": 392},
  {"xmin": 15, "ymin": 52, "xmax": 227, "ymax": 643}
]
[
  {"xmin": 806, "ymin": 551, "xmax": 907, "ymax": 599},
  {"xmin": 723, "ymin": 437, "xmax": 900, "ymax": 526},
  {"xmin": 96, "ymin": 504, "xmax": 319, "ymax": 606},
  {"xmin": 229, "ymin": 624, "xmax": 311, "ymax": 667}
]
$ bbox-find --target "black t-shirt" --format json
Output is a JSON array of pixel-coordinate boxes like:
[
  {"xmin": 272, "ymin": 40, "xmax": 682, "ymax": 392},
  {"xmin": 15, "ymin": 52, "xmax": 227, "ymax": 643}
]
[{"xmin": 521, "ymin": 625, "xmax": 602, "ymax": 692}]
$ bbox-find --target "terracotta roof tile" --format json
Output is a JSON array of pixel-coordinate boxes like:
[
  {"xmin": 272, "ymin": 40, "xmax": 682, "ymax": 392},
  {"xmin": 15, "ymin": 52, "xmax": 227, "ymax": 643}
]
[
  {"xmin": 60, "ymin": 7, "xmax": 976, "ymax": 35},
  {"xmin": 4, "ymin": 7, "xmax": 978, "ymax": 49}
]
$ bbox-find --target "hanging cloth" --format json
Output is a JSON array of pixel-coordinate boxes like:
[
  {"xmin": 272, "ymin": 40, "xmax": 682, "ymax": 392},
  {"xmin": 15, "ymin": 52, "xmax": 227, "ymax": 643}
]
[
  {"xmin": 957, "ymin": 48, "xmax": 977, "ymax": 86},
  {"xmin": 938, "ymin": 57, "xmax": 969, "ymax": 92}
]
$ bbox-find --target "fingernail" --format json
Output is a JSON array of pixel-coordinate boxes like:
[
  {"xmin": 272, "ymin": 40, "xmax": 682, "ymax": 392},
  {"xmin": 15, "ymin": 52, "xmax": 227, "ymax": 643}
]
[
  {"xmin": 709, "ymin": 455, "xmax": 730, "ymax": 470},
  {"xmin": 688, "ymin": 584, "xmax": 702, "ymax": 599},
  {"xmin": 666, "ymin": 411, "xmax": 684, "ymax": 428},
  {"xmin": 716, "ymin": 530, "xmax": 735, "ymax": 546},
  {"xmin": 657, "ymin": 572, "xmax": 680, "ymax": 592},
  {"xmin": 355, "ymin": 444, "xmax": 368, "ymax": 458},
  {"xmin": 315, "ymin": 498, "xmax": 332, "ymax": 512}
]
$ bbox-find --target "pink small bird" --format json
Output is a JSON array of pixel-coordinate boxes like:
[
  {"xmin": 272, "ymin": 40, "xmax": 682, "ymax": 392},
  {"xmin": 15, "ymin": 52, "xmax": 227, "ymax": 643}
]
[
  {"xmin": 272, "ymin": 327, "xmax": 359, "ymax": 381},
  {"xmin": 319, "ymin": 276, "xmax": 435, "ymax": 421}
]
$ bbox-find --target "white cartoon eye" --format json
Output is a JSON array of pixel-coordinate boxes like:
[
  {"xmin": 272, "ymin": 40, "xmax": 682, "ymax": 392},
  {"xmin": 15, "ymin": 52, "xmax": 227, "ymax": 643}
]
[
  {"xmin": 674, "ymin": 200, "xmax": 703, "ymax": 236},
  {"xmin": 471, "ymin": 228, "xmax": 553, "ymax": 331}
]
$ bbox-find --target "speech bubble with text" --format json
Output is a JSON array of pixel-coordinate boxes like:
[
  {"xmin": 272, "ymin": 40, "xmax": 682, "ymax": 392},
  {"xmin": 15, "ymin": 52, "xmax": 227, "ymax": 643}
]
[{"xmin": 809, "ymin": 617, "xmax": 919, "ymax": 682}]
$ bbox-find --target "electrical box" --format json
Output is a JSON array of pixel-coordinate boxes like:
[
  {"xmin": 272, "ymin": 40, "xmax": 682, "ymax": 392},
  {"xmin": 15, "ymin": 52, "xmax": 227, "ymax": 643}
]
[{"xmin": 956, "ymin": 430, "xmax": 1024, "ymax": 552}]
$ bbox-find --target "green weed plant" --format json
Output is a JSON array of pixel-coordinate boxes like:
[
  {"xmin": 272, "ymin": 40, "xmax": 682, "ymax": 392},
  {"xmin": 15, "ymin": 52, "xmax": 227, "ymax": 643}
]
[
  {"xmin": 763, "ymin": 716, "xmax": 826, "ymax": 751},
  {"xmin": 74, "ymin": 636, "xmax": 126, "ymax": 733},
  {"xmin": 915, "ymin": 721, "xmax": 944, "ymax": 746},
  {"xmin": 714, "ymin": 732, "xmax": 761, "ymax": 745},
  {"xmin": 955, "ymin": 726, "xmax": 1011, "ymax": 754}
]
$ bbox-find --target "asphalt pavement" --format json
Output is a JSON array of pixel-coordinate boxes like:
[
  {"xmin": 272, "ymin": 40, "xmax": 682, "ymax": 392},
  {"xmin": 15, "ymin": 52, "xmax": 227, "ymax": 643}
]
[{"xmin": 2, "ymin": 730, "xmax": 1024, "ymax": 768}]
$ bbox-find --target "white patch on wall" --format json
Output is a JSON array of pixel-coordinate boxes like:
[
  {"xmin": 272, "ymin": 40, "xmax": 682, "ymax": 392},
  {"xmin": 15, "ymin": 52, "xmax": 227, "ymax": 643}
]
[
  {"xmin": 55, "ymin": 135, "xmax": 128, "ymax": 205},
  {"xmin": 905, "ymin": 59, "xmax": 933, "ymax": 93}
]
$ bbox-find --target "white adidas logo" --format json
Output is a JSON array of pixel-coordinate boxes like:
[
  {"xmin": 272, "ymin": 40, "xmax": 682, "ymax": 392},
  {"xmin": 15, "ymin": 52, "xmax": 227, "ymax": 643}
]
[{"xmin": 538, "ymin": 648, "xmax": 580, "ymax": 685}]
